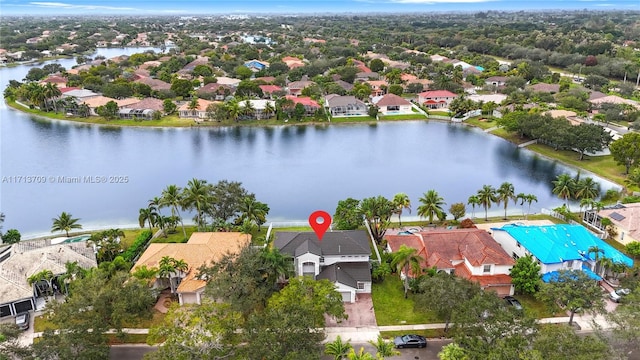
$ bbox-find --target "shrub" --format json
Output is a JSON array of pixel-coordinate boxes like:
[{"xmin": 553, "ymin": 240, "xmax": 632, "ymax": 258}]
[{"xmin": 122, "ymin": 230, "xmax": 153, "ymax": 263}]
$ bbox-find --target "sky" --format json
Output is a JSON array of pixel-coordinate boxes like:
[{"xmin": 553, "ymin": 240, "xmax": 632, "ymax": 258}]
[{"xmin": 0, "ymin": 0, "xmax": 638, "ymax": 16}]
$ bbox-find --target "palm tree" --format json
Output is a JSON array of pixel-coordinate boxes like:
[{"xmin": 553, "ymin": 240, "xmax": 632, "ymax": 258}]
[
  {"xmin": 392, "ymin": 193, "xmax": 411, "ymax": 227},
  {"xmin": 325, "ymin": 335, "xmax": 353, "ymax": 360},
  {"xmin": 522, "ymin": 194, "xmax": 538, "ymax": 220},
  {"xmin": 160, "ymin": 184, "xmax": 187, "ymax": 240},
  {"xmin": 575, "ymin": 177, "xmax": 600, "ymax": 201},
  {"xmin": 242, "ymin": 99, "xmax": 255, "ymax": 119},
  {"xmin": 51, "ymin": 211, "xmax": 82, "ymax": 237},
  {"xmin": 158, "ymin": 256, "xmax": 189, "ymax": 294},
  {"xmin": 476, "ymin": 185, "xmax": 497, "ymax": 221},
  {"xmin": 263, "ymin": 101, "xmax": 275, "ymax": 119},
  {"xmin": 182, "ymin": 178, "xmax": 212, "ymax": 230},
  {"xmin": 132, "ymin": 265, "xmax": 159, "ymax": 282},
  {"xmin": 237, "ymin": 196, "xmax": 268, "ymax": 231},
  {"xmin": 347, "ymin": 347, "xmax": 375, "ymax": 360},
  {"xmin": 368, "ymin": 335, "xmax": 400, "ymax": 358},
  {"xmin": 138, "ymin": 207, "xmax": 159, "ymax": 232},
  {"xmin": 467, "ymin": 195, "xmax": 480, "ymax": 218},
  {"xmin": 417, "ymin": 190, "xmax": 446, "ymax": 224},
  {"xmin": 226, "ymin": 99, "xmax": 241, "ymax": 122},
  {"xmin": 58, "ymin": 261, "xmax": 87, "ymax": 294},
  {"xmin": 588, "ymin": 246, "xmax": 606, "ymax": 276},
  {"xmin": 28, "ymin": 269, "xmax": 55, "ymax": 297},
  {"xmin": 78, "ymin": 103, "xmax": 90, "ymax": 117},
  {"xmin": 496, "ymin": 182, "xmax": 516, "ymax": 220},
  {"xmin": 43, "ymin": 82, "xmax": 62, "ymax": 112},
  {"xmin": 552, "ymin": 173, "xmax": 576, "ymax": 210},
  {"xmin": 391, "ymin": 244, "xmax": 424, "ymax": 298},
  {"xmin": 260, "ymin": 247, "xmax": 294, "ymax": 286}
]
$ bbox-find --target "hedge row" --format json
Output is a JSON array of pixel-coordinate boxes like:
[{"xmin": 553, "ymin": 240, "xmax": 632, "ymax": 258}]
[{"xmin": 122, "ymin": 229, "xmax": 153, "ymax": 263}]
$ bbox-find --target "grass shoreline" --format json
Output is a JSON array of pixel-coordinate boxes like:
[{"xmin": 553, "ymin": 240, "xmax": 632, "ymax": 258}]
[{"xmin": 7, "ymin": 99, "xmax": 627, "ymax": 186}]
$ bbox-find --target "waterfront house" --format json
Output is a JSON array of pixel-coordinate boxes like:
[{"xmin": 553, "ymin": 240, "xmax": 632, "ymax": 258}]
[
  {"xmin": 385, "ymin": 229, "xmax": 516, "ymax": 296},
  {"xmin": 285, "ymin": 95, "xmax": 320, "ymax": 116},
  {"xmin": 583, "ymin": 202, "xmax": 640, "ymax": 246},
  {"xmin": 178, "ymin": 98, "xmax": 215, "ymax": 119},
  {"xmin": 373, "ymin": 93, "xmax": 413, "ymax": 115},
  {"xmin": 274, "ymin": 230, "xmax": 372, "ymax": 303},
  {"xmin": 491, "ymin": 224, "xmax": 633, "ymax": 281},
  {"xmin": 132, "ymin": 232, "xmax": 249, "ymax": 305},
  {"xmin": 286, "ymin": 80, "xmax": 316, "ymax": 97},
  {"xmin": 325, "ymin": 94, "xmax": 368, "ymax": 117},
  {"xmin": 418, "ymin": 90, "xmax": 458, "ymax": 109}
]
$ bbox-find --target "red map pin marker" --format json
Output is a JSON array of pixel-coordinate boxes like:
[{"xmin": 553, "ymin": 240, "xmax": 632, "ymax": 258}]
[{"xmin": 309, "ymin": 210, "xmax": 331, "ymax": 241}]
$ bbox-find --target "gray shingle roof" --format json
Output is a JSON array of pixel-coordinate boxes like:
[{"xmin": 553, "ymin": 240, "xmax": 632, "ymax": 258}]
[
  {"xmin": 317, "ymin": 262, "xmax": 372, "ymax": 287},
  {"xmin": 274, "ymin": 230, "xmax": 371, "ymax": 257}
]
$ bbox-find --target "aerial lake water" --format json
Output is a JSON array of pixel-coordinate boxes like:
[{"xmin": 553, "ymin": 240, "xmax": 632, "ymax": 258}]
[{"xmin": 0, "ymin": 48, "xmax": 619, "ymax": 238}]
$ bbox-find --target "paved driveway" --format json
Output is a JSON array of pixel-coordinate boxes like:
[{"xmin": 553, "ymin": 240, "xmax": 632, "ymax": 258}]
[{"xmin": 326, "ymin": 294, "xmax": 377, "ymax": 327}]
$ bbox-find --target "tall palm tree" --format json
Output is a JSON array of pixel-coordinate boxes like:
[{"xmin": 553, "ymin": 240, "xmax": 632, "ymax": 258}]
[
  {"xmin": 575, "ymin": 177, "xmax": 600, "ymax": 201},
  {"xmin": 226, "ymin": 99, "xmax": 241, "ymax": 122},
  {"xmin": 51, "ymin": 211, "xmax": 82, "ymax": 237},
  {"xmin": 237, "ymin": 196, "xmax": 268, "ymax": 231},
  {"xmin": 392, "ymin": 193, "xmax": 411, "ymax": 227},
  {"xmin": 263, "ymin": 101, "xmax": 275, "ymax": 119},
  {"xmin": 132, "ymin": 265, "xmax": 159, "ymax": 282},
  {"xmin": 417, "ymin": 190, "xmax": 446, "ymax": 224},
  {"xmin": 182, "ymin": 178, "xmax": 212, "ymax": 230},
  {"xmin": 138, "ymin": 207, "xmax": 159, "ymax": 232},
  {"xmin": 43, "ymin": 82, "xmax": 62, "ymax": 112},
  {"xmin": 588, "ymin": 246, "xmax": 606, "ymax": 276},
  {"xmin": 158, "ymin": 256, "xmax": 189, "ymax": 294},
  {"xmin": 496, "ymin": 182, "xmax": 516, "ymax": 220},
  {"xmin": 467, "ymin": 195, "xmax": 480, "ymax": 218},
  {"xmin": 552, "ymin": 173, "xmax": 576, "ymax": 210},
  {"xmin": 160, "ymin": 184, "xmax": 187, "ymax": 240},
  {"xmin": 325, "ymin": 335, "xmax": 352, "ymax": 360},
  {"xmin": 368, "ymin": 335, "xmax": 400, "ymax": 358},
  {"xmin": 522, "ymin": 194, "xmax": 538, "ymax": 220},
  {"xmin": 242, "ymin": 99, "xmax": 255, "ymax": 119},
  {"xmin": 58, "ymin": 261, "xmax": 87, "ymax": 294},
  {"xmin": 391, "ymin": 244, "xmax": 424, "ymax": 298},
  {"xmin": 477, "ymin": 185, "xmax": 497, "ymax": 221}
]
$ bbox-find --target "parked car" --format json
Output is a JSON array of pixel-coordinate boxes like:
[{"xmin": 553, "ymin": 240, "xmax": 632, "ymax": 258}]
[
  {"xmin": 15, "ymin": 312, "xmax": 30, "ymax": 331},
  {"xmin": 394, "ymin": 334, "xmax": 427, "ymax": 348},
  {"xmin": 609, "ymin": 288, "xmax": 631, "ymax": 303},
  {"xmin": 504, "ymin": 296, "xmax": 523, "ymax": 310}
]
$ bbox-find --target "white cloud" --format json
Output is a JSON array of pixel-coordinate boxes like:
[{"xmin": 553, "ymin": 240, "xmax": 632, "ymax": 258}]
[{"xmin": 29, "ymin": 2, "xmax": 137, "ymax": 11}]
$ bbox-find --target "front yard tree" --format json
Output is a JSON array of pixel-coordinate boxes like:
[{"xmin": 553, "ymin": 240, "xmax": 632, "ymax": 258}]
[
  {"xmin": 146, "ymin": 302, "xmax": 241, "ymax": 360},
  {"xmin": 509, "ymin": 254, "xmax": 542, "ymax": 295},
  {"xmin": 360, "ymin": 196, "xmax": 394, "ymax": 244},
  {"xmin": 609, "ymin": 133, "xmax": 640, "ymax": 174},
  {"xmin": 607, "ymin": 288, "xmax": 640, "ymax": 358},
  {"xmin": 532, "ymin": 323, "xmax": 612, "ymax": 360},
  {"xmin": 51, "ymin": 211, "xmax": 82, "ymax": 237},
  {"xmin": 451, "ymin": 291, "xmax": 538, "ymax": 359},
  {"xmin": 449, "ymin": 203, "xmax": 466, "ymax": 222},
  {"xmin": 32, "ymin": 269, "xmax": 155, "ymax": 360},
  {"xmin": 438, "ymin": 343, "xmax": 468, "ymax": 360},
  {"xmin": 391, "ymin": 244, "xmax": 424, "ymax": 298},
  {"xmin": 535, "ymin": 269, "xmax": 606, "ymax": 325},
  {"xmin": 243, "ymin": 277, "xmax": 346, "ymax": 360},
  {"xmin": 416, "ymin": 272, "xmax": 481, "ymax": 332},
  {"xmin": 170, "ymin": 78, "xmax": 193, "ymax": 98}
]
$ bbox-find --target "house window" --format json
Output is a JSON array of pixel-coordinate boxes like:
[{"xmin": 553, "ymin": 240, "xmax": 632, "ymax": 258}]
[
  {"xmin": 319, "ymin": 256, "xmax": 325, "ymax": 263},
  {"xmin": 566, "ymin": 260, "xmax": 574, "ymax": 268},
  {"xmin": 357, "ymin": 282, "xmax": 365, "ymax": 290},
  {"xmin": 483, "ymin": 265, "xmax": 491, "ymax": 273},
  {"xmin": 512, "ymin": 252, "xmax": 520, "ymax": 261},
  {"xmin": 388, "ymin": 105, "xmax": 400, "ymax": 111},
  {"xmin": 516, "ymin": 242, "xmax": 521, "ymax": 248},
  {"xmin": 621, "ymin": 232, "xmax": 625, "ymax": 240}
]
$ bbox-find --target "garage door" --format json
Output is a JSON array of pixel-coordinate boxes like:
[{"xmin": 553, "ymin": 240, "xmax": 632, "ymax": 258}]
[
  {"xmin": 340, "ymin": 291, "xmax": 351, "ymax": 303},
  {"xmin": 14, "ymin": 300, "xmax": 33, "ymax": 314}
]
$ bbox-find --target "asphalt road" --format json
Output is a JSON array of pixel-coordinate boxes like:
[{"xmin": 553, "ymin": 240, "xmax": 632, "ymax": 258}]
[{"xmin": 110, "ymin": 339, "xmax": 453, "ymax": 360}]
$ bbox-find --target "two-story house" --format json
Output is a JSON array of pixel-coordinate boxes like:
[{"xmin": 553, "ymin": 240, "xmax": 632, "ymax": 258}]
[
  {"xmin": 491, "ymin": 224, "xmax": 633, "ymax": 281},
  {"xmin": 274, "ymin": 230, "xmax": 372, "ymax": 303},
  {"xmin": 385, "ymin": 229, "xmax": 515, "ymax": 296},
  {"xmin": 325, "ymin": 94, "xmax": 368, "ymax": 117},
  {"xmin": 417, "ymin": 90, "xmax": 458, "ymax": 109},
  {"xmin": 584, "ymin": 202, "xmax": 640, "ymax": 245}
]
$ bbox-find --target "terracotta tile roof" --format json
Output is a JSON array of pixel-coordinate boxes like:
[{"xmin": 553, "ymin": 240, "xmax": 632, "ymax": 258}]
[
  {"xmin": 418, "ymin": 90, "xmax": 457, "ymax": 98},
  {"xmin": 178, "ymin": 98, "xmax": 214, "ymax": 112},
  {"xmin": 285, "ymin": 95, "xmax": 319, "ymax": 107},
  {"xmin": 401, "ymin": 74, "xmax": 418, "ymax": 82},
  {"xmin": 376, "ymin": 93, "xmax": 412, "ymax": 107},
  {"xmin": 255, "ymin": 76, "xmax": 276, "ymax": 83},
  {"xmin": 41, "ymin": 75, "xmax": 67, "ymax": 84},
  {"xmin": 82, "ymin": 96, "xmax": 139, "ymax": 108},
  {"xmin": 259, "ymin": 84, "xmax": 283, "ymax": 93},
  {"xmin": 124, "ymin": 98, "xmax": 164, "ymax": 111},
  {"xmin": 132, "ymin": 232, "xmax": 250, "ymax": 294},
  {"xmin": 135, "ymin": 77, "xmax": 171, "ymax": 91},
  {"xmin": 454, "ymin": 263, "xmax": 513, "ymax": 287}
]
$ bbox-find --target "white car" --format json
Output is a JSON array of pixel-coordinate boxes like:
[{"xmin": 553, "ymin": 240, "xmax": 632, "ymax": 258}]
[{"xmin": 609, "ymin": 288, "xmax": 631, "ymax": 303}]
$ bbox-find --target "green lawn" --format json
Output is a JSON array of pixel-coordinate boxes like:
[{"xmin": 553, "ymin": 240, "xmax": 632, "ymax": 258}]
[
  {"xmin": 107, "ymin": 334, "xmax": 149, "ymax": 344},
  {"xmin": 330, "ymin": 116, "xmax": 377, "ymax": 123},
  {"xmin": 515, "ymin": 293, "xmax": 559, "ymax": 318},
  {"xmin": 378, "ymin": 114, "xmax": 427, "ymax": 121},
  {"xmin": 464, "ymin": 117, "xmax": 498, "ymax": 130},
  {"xmin": 372, "ymin": 276, "xmax": 439, "ymax": 325},
  {"xmin": 429, "ymin": 111, "xmax": 450, "ymax": 117}
]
